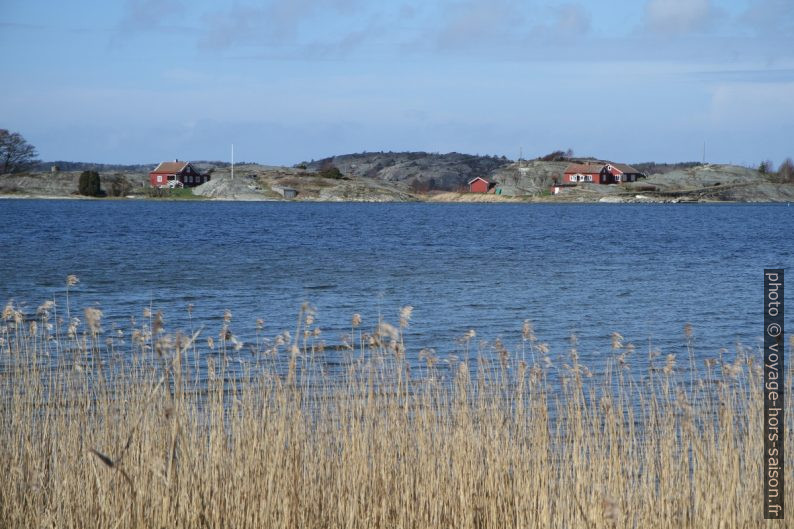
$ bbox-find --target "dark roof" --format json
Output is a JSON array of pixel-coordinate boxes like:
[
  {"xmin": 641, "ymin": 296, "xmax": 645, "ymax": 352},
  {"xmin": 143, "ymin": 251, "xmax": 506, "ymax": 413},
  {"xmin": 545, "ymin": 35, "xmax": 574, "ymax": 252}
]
[
  {"xmin": 152, "ymin": 161, "xmax": 190, "ymax": 174},
  {"xmin": 610, "ymin": 163, "xmax": 642, "ymax": 174},
  {"xmin": 564, "ymin": 163, "xmax": 604, "ymax": 174},
  {"xmin": 565, "ymin": 162, "xmax": 644, "ymax": 175}
]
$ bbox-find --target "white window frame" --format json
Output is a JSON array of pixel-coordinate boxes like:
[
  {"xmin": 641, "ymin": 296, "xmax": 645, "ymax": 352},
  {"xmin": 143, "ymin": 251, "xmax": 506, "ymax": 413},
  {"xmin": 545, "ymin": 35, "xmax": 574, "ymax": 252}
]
[{"xmin": 157, "ymin": 175, "xmax": 163, "ymax": 183}]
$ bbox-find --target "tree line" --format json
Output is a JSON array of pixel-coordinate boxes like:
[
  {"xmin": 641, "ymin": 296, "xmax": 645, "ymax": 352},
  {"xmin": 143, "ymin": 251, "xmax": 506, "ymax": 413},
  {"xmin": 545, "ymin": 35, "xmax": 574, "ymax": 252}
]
[{"xmin": 759, "ymin": 159, "xmax": 794, "ymax": 183}]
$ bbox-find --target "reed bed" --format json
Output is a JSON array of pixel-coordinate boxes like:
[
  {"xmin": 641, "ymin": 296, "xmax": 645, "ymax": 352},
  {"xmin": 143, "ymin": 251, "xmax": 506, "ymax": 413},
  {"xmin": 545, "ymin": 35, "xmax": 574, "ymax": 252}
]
[{"xmin": 0, "ymin": 296, "xmax": 791, "ymax": 528}]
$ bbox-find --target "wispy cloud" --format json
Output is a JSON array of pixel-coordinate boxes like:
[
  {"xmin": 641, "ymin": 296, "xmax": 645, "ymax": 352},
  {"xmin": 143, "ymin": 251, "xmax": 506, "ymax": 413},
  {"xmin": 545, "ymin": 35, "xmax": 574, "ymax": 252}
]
[
  {"xmin": 708, "ymin": 81, "xmax": 794, "ymax": 125},
  {"xmin": 192, "ymin": 1, "xmax": 594, "ymax": 59},
  {"xmin": 690, "ymin": 67, "xmax": 794, "ymax": 83},
  {"xmin": 413, "ymin": 0, "xmax": 593, "ymax": 56},
  {"xmin": 432, "ymin": 0, "xmax": 524, "ymax": 50},
  {"xmin": 197, "ymin": 4, "xmax": 267, "ymax": 49},
  {"xmin": 538, "ymin": 3, "xmax": 591, "ymax": 36},
  {"xmin": 642, "ymin": 0, "xmax": 724, "ymax": 35},
  {"xmin": 198, "ymin": 0, "xmax": 365, "ymax": 51},
  {"xmin": 300, "ymin": 20, "xmax": 388, "ymax": 59},
  {"xmin": 0, "ymin": 21, "xmax": 48, "ymax": 31},
  {"xmin": 158, "ymin": 0, "xmax": 793, "ymax": 67},
  {"xmin": 739, "ymin": 0, "xmax": 794, "ymax": 35},
  {"xmin": 118, "ymin": 0, "xmax": 187, "ymax": 31}
]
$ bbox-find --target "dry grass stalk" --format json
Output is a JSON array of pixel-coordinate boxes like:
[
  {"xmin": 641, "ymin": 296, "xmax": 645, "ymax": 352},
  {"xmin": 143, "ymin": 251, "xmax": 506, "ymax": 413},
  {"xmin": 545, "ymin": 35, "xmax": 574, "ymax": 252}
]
[{"xmin": 0, "ymin": 305, "xmax": 791, "ymax": 528}]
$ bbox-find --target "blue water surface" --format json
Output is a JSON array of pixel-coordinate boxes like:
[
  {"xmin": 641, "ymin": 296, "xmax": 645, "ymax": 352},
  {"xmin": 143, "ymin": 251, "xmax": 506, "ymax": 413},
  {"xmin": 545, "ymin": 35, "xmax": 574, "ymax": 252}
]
[{"xmin": 0, "ymin": 199, "xmax": 791, "ymax": 373}]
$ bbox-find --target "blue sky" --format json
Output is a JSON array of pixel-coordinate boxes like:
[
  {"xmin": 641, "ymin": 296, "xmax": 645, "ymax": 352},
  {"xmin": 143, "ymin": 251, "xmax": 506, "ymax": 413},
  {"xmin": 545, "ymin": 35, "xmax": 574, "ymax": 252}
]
[{"xmin": 1, "ymin": 0, "xmax": 793, "ymax": 166}]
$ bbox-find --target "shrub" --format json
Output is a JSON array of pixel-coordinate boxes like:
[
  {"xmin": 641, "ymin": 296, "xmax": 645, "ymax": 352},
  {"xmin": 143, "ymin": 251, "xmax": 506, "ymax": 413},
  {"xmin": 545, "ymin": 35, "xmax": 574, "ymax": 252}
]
[
  {"xmin": 318, "ymin": 166, "xmax": 345, "ymax": 179},
  {"xmin": 107, "ymin": 175, "xmax": 131, "ymax": 197},
  {"xmin": 78, "ymin": 170, "xmax": 101, "ymax": 196}
]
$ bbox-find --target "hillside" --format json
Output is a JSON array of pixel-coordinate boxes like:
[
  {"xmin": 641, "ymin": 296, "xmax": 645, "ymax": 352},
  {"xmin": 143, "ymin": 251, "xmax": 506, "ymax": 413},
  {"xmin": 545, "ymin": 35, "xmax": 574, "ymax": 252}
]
[
  {"xmin": 0, "ymin": 169, "xmax": 149, "ymax": 197},
  {"xmin": 195, "ymin": 160, "xmax": 794, "ymax": 202},
  {"xmin": 632, "ymin": 161, "xmax": 704, "ymax": 175},
  {"xmin": 302, "ymin": 152, "xmax": 511, "ymax": 192},
  {"xmin": 489, "ymin": 160, "xmax": 569, "ymax": 195},
  {"xmin": 547, "ymin": 163, "xmax": 794, "ymax": 203},
  {"xmin": 627, "ymin": 164, "xmax": 794, "ymax": 202},
  {"xmin": 193, "ymin": 164, "xmax": 416, "ymax": 202}
]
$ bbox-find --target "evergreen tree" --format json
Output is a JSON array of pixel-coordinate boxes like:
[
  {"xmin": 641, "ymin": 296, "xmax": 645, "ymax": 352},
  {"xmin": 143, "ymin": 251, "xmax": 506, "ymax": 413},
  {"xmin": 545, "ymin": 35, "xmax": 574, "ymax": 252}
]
[{"xmin": 78, "ymin": 170, "xmax": 101, "ymax": 196}]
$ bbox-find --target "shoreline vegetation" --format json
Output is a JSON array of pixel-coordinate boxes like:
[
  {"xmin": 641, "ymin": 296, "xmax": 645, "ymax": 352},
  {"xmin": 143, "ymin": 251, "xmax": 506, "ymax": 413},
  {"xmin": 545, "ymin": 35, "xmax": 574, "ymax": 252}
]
[{"xmin": 1, "ymin": 288, "xmax": 792, "ymax": 527}]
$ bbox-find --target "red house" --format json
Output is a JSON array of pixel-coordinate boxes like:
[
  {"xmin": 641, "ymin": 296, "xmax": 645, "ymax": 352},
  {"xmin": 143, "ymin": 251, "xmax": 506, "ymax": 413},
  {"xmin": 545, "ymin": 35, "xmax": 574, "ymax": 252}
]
[
  {"xmin": 562, "ymin": 163, "xmax": 604, "ymax": 184},
  {"xmin": 149, "ymin": 160, "xmax": 210, "ymax": 188},
  {"xmin": 468, "ymin": 176, "xmax": 494, "ymax": 193},
  {"xmin": 562, "ymin": 162, "xmax": 645, "ymax": 185}
]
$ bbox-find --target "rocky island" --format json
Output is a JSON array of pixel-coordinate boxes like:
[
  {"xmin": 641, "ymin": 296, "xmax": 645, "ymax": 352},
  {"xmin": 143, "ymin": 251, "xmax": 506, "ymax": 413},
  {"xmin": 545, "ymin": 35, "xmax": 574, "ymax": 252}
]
[{"xmin": 1, "ymin": 152, "xmax": 793, "ymax": 203}]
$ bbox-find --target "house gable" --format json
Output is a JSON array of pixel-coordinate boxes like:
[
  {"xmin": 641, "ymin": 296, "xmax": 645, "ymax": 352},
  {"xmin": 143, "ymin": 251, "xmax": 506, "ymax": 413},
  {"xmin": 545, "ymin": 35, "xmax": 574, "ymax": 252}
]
[
  {"xmin": 467, "ymin": 176, "xmax": 490, "ymax": 185},
  {"xmin": 468, "ymin": 176, "xmax": 494, "ymax": 193}
]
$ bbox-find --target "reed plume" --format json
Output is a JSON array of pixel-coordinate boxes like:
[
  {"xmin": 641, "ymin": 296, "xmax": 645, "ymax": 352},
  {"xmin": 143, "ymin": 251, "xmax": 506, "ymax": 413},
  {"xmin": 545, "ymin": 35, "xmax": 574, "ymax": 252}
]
[{"xmin": 0, "ymin": 301, "xmax": 790, "ymax": 529}]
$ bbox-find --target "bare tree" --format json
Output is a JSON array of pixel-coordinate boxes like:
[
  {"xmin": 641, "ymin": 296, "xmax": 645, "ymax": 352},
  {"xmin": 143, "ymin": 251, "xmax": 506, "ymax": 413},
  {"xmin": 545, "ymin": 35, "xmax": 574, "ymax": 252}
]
[
  {"xmin": 779, "ymin": 158, "xmax": 794, "ymax": 183},
  {"xmin": 0, "ymin": 129, "xmax": 39, "ymax": 173}
]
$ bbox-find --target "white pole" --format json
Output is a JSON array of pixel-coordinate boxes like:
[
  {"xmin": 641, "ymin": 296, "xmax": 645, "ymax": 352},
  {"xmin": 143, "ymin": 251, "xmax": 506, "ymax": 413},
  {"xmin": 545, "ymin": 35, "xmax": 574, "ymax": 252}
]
[{"xmin": 231, "ymin": 144, "xmax": 235, "ymax": 180}]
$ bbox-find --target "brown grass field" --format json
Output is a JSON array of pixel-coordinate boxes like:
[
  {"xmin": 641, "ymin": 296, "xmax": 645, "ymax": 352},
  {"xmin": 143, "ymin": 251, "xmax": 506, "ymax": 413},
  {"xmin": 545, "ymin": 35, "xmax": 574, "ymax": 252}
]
[{"xmin": 0, "ymin": 295, "xmax": 791, "ymax": 528}]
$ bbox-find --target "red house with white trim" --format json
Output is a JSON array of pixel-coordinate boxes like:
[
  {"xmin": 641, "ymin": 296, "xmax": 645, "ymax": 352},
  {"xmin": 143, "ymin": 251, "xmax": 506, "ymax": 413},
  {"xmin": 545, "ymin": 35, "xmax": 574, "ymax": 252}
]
[
  {"xmin": 149, "ymin": 160, "xmax": 210, "ymax": 188},
  {"xmin": 468, "ymin": 176, "xmax": 494, "ymax": 193},
  {"xmin": 562, "ymin": 162, "xmax": 645, "ymax": 185},
  {"xmin": 562, "ymin": 163, "xmax": 603, "ymax": 184}
]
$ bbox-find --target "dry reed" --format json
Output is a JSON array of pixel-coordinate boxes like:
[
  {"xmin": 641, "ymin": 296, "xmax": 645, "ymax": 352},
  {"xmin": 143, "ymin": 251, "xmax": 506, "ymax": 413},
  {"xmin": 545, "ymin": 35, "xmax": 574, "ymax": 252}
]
[{"xmin": 0, "ymin": 299, "xmax": 791, "ymax": 528}]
